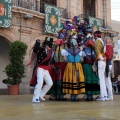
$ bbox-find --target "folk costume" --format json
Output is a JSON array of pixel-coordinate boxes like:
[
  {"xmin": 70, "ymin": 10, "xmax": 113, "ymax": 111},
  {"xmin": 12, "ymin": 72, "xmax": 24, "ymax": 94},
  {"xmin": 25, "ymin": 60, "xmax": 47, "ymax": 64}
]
[
  {"xmin": 82, "ymin": 31, "xmax": 100, "ymax": 101},
  {"xmin": 49, "ymin": 40, "xmax": 67, "ymax": 100},
  {"xmin": 61, "ymin": 39, "xmax": 85, "ymax": 101},
  {"xmin": 82, "ymin": 47, "xmax": 100, "ymax": 101},
  {"xmin": 104, "ymin": 37, "xmax": 114, "ymax": 100},
  {"xmin": 31, "ymin": 37, "xmax": 53, "ymax": 103},
  {"xmin": 94, "ymin": 31, "xmax": 107, "ymax": 101}
]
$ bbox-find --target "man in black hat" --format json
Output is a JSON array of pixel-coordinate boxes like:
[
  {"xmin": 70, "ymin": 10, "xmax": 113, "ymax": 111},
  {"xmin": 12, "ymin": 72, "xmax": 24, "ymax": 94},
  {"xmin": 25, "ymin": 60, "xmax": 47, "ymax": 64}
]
[{"xmin": 31, "ymin": 37, "xmax": 53, "ymax": 103}]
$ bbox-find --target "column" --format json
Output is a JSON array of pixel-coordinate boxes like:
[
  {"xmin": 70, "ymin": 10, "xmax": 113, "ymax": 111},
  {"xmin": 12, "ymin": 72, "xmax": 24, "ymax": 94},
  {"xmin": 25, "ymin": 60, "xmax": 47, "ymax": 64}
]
[{"xmin": 19, "ymin": 28, "xmax": 32, "ymax": 94}]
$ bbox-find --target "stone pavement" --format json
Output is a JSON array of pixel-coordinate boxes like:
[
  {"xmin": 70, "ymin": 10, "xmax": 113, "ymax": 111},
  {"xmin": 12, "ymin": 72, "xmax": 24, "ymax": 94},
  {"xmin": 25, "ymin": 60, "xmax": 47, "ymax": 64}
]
[{"xmin": 0, "ymin": 95, "xmax": 120, "ymax": 120}]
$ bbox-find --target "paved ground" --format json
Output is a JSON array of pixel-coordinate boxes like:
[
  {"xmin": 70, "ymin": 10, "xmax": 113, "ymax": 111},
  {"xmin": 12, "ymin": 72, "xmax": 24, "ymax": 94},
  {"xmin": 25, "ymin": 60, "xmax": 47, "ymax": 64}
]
[{"xmin": 0, "ymin": 95, "xmax": 120, "ymax": 120}]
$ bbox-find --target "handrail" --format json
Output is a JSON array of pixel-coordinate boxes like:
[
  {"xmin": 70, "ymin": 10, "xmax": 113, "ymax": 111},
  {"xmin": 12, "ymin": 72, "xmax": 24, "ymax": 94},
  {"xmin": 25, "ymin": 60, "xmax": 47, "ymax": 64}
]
[{"xmin": 12, "ymin": 0, "xmax": 67, "ymax": 19}]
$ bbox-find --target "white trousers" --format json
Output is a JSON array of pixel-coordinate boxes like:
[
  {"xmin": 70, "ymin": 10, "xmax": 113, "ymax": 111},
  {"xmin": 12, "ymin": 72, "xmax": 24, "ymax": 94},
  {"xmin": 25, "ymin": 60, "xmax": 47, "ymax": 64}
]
[
  {"xmin": 33, "ymin": 68, "xmax": 53, "ymax": 99},
  {"xmin": 98, "ymin": 61, "xmax": 107, "ymax": 97},
  {"xmin": 105, "ymin": 65, "xmax": 113, "ymax": 99}
]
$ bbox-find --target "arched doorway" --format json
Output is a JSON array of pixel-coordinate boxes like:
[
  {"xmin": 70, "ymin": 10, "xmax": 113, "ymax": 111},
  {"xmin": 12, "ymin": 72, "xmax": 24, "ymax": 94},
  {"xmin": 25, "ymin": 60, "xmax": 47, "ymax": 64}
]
[{"xmin": 0, "ymin": 35, "xmax": 10, "ymax": 94}]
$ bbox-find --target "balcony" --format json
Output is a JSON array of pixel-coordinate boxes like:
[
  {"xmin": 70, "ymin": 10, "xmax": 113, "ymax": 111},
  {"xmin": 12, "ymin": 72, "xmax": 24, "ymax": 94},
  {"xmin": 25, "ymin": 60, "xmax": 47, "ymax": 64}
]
[
  {"xmin": 79, "ymin": 14, "xmax": 104, "ymax": 28},
  {"xmin": 12, "ymin": 0, "xmax": 67, "ymax": 19}
]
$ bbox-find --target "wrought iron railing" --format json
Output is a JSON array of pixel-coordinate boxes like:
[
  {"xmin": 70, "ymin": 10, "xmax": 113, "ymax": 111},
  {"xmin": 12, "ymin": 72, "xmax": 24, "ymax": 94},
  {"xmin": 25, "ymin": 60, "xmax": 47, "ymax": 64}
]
[
  {"xmin": 12, "ymin": 0, "xmax": 67, "ymax": 19},
  {"xmin": 79, "ymin": 14, "xmax": 90, "ymax": 19},
  {"xmin": 79, "ymin": 14, "xmax": 104, "ymax": 28}
]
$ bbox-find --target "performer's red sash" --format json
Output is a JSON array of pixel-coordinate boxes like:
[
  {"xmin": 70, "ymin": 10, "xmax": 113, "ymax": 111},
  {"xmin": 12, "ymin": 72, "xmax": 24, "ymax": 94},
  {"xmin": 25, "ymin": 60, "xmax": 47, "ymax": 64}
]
[{"xmin": 29, "ymin": 50, "xmax": 52, "ymax": 86}]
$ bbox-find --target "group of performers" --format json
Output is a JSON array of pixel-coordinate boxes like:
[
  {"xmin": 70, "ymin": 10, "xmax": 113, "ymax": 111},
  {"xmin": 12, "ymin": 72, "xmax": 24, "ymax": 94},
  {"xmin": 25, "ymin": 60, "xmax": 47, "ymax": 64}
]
[{"xmin": 29, "ymin": 16, "xmax": 114, "ymax": 102}]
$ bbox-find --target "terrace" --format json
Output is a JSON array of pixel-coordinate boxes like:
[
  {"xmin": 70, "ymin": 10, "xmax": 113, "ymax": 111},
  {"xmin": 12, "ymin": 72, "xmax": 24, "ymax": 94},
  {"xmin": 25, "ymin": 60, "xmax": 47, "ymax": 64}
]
[{"xmin": 12, "ymin": 0, "xmax": 67, "ymax": 19}]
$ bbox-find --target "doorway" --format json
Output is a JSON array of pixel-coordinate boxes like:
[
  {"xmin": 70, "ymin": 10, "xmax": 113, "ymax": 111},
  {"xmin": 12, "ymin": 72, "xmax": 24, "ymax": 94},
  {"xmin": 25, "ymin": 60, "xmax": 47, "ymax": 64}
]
[{"xmin": 0, "ymin": 36, "xmax": 10, "ymax": 94}]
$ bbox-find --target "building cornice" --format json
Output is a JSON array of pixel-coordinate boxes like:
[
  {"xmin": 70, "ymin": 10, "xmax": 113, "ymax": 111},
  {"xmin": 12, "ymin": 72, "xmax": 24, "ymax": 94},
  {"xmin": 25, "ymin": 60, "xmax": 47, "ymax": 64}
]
[
  {"xmin": 101, "ymin": 28, "xmax": 119, "ymax": 37},
  {"xmin": 12, "ymin": 6, "xmax": 67, "ymax": 23}
]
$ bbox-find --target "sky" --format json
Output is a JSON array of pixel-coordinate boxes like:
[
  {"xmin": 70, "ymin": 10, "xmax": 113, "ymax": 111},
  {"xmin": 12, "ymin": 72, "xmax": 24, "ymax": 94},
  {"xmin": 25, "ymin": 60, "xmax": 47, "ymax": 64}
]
[{"xmin": 111, "ymin": 0, "xmax": 120, "ymax": 21}]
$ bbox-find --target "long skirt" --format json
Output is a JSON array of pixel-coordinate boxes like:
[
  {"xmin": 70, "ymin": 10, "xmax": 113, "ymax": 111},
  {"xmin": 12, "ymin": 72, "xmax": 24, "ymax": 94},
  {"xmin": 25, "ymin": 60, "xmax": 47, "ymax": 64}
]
[
  {"xmin": 82, "ymin": 64, "xmax": 100, "ymax": 95},
  {"xmin": 48, "ymin": 62, "xmax": 66, "ymax": 95},
  {"xmin": 62, "ymin": 62, "xmax": 85, "ymax": 94}
]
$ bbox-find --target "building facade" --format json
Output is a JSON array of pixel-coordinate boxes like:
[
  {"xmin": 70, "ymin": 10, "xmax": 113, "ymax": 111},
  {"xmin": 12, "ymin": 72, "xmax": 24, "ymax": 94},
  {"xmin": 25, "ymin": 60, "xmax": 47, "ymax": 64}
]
[
  {"xmin": 0, "ymin": 0, "xmax": 117, "ymax": 94},
  {"xmin": 111, "ymin": 20, "xmax": 120, "ymax": 77}
]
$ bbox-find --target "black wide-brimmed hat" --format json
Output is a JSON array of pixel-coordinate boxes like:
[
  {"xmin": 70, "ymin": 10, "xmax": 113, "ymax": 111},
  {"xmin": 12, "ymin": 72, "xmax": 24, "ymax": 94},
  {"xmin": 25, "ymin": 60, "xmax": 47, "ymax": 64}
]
[{"xmin": 42, "ymin": 37, "xmax": 53, "ymax": 48}]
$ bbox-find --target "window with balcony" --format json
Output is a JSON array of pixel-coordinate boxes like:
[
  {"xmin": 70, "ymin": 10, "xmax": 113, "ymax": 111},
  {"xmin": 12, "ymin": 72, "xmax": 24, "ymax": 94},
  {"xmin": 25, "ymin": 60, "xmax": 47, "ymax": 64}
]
[
  {"xmin": 12, "ymin": 0, "xmax": 57, "ymax": 13},
  {"xmin": 83, "ymin": 0, "xmax": 96, "ymax": 17},
  {"xmin": 12, "ymin": 0, "xmax": 67, "ymax": 18},
  {"xmin": 40, "ymin": 0, "xmax": 57, "ymax": 13}
]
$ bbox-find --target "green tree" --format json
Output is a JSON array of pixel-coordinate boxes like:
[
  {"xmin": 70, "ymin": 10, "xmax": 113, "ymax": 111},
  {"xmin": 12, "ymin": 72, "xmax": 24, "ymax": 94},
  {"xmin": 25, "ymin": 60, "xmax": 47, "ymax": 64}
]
[{"xmin": 3, "ymin": 41, "xmax": 28, "ymax": 85}]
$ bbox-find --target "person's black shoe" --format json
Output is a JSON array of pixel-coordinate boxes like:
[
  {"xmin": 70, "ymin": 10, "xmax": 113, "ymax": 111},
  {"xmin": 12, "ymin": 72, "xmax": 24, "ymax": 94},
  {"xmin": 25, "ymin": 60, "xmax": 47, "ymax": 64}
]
[
  {"xmin": 91, "ymin": 98, "xmax": 94, "ymax": 101},
  {"xmin": 56, "ymin": 98, "xmax": 61, "ymax": 101},
  {"xmin": 71, "ymin": 99, "xmax": 74, "ymax": 102},
  {"xmin": 86, "ymin": 98, "xmax": 91, "ymax": 101},
  {"xmin": 61, "ymin": 98, "xmax": 67, "ymax": 101},
  {"xmin": 74, "ymin": 99, "xmax": 79, "ymax": 102}
]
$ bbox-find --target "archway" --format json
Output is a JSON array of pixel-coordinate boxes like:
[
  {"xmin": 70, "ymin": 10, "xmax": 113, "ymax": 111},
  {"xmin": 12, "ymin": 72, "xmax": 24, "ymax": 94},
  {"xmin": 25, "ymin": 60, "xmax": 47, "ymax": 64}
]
[{"xmin": 0, "ymin": 35, "xmax": 10, "ymax": 94}]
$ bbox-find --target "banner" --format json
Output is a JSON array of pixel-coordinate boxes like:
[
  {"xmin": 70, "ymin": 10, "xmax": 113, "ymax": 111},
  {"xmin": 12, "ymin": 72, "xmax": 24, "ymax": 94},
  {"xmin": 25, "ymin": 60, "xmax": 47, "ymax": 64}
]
[
  {"xmin": 89, "ymin": 17, "xmax": 103, "ymax": 32},
  {"xmin": 45, "ymin": 4, "xmax": 61, "ymax": 34},
  {"xmin": 0, "ymin": 0, "xmax": 12, "ymax": 28}
]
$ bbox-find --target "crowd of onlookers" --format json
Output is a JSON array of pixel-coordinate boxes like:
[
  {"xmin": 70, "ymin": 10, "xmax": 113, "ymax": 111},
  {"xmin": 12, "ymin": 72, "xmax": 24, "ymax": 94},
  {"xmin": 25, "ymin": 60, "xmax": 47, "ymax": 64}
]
[{"xmin": 112, "ymin": 76, "xmax": 120, "ymax": 94}]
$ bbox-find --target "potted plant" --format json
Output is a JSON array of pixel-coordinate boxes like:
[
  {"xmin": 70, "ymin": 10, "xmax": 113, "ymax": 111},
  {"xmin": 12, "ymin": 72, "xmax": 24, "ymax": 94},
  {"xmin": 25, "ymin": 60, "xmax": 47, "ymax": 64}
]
[{"xmin": 2, "ymin": 41, "xmax": 28, "ymax": 95}]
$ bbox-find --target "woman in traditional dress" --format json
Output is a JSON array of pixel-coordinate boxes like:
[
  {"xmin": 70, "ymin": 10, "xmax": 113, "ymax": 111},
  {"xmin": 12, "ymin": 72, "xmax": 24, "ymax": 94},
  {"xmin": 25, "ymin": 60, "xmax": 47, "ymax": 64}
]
[
  {"xmin": 82, "ymin": 38, "xmax": 100, "ymax": 101},
  {"xmin": 61, "ymin": 38, "xmax": 85, "ymax": 101},
  {"xmin": 49, "ymin": 39, "xmax": 67, "ymax": 101}
]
